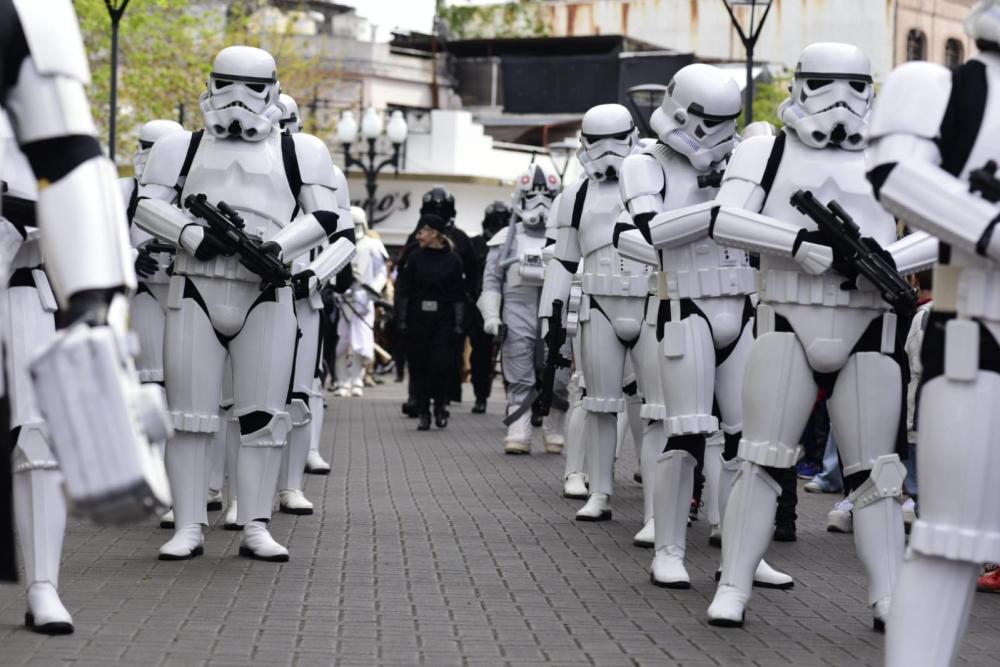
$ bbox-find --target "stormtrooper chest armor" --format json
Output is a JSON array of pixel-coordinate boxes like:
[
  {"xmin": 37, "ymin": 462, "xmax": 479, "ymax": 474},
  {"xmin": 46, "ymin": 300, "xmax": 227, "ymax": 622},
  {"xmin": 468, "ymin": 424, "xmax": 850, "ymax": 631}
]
[
  {"xmin": 760, "ymin": 134, "xmax": 896, "ymax": 309},
  {"xmin": 653, "ymin": 145, "xmax": 753, "ymax": 300},
  {"xmin": 181, "ymin": 131, "xmax": 297, "ymax": 243},
  {"xmin": 578, "ymin": 179, "xmax": 652, "ymax": 298},
  {"xmin": 506, "ymin": 223, "xmax": 548, "ymax": 288}
]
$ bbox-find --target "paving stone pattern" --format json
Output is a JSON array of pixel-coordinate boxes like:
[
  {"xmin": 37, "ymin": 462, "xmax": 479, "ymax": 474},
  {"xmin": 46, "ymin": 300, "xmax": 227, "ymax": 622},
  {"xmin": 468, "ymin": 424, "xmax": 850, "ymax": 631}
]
[{"xmin": 2, "ymin": 381, "xmax": 1000, "ymax": 666}]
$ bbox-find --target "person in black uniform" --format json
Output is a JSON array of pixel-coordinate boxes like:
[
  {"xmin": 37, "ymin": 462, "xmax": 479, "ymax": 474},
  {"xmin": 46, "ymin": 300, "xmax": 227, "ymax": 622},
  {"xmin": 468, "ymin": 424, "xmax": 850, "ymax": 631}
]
[
  {"xmin": 467, "ymin": 200, "xmax": 511, "ymax": 413},
  {"xmin": 396, "ymin": 214, "xmax": 466, "ymax": 430},
  {"xmin": 397, "ymin": 187, "xmax": 476, "ymax": 416}
]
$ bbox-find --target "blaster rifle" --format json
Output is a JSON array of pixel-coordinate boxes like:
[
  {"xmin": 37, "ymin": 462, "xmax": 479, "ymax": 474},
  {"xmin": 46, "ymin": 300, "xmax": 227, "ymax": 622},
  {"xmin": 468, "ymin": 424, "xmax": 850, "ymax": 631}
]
[
  {"xmin": 183, "ymin": 193, "xmax": 291, "ymax": 291},
  {"xmin": 490, "ymin": 322, "xmax": 507, "ymax": 382},
  {"xmin": 1, "ymin": 181, "xmax": 36, "ymax": 233},
  {"xmin": 537, "ymin": 299, "xmax": 572, "ymax": 417},
  {"xmin": 789, "ymin": 189, "xmax": 917, "ymax": 317},
  {"xmin": 697, "ymin": 170, "xmax": 724, "ymax": 190},
  {"xmin": 969, "ymin": 160, "xmax": 1000, "ymax": 204}
]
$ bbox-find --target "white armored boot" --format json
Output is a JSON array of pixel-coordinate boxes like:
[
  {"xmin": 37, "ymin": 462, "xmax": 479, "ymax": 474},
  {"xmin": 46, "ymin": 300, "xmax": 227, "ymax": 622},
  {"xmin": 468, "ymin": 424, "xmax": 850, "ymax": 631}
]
[
  {"xmin": 562, "ymin": 401, "xmax": 588, "ymax": 498},
  {"xmin": 236, "ymin": 415, "xmax": 290, "ymax": 561},
  {"xmin": 703, "ymin": 433, "xmax": 724, "ymax": 538},
  {"xmin": 650, "ymin": 450, "xmax": 696, "ymax": 588},
  {"xmin": 159, "ymin": 433, "xmax": 208, "ymax": 560},
  {"xmin": 625, "ymin": 391, "xmax": 644, "ymax": 481},
  {"xmin": 708, "ymin": 461, "xmax": 782, "ymax": 627},
  {"xmin": 206, "ymin": 418, "xmax": 227, "ymax": 511},
  {"xmin": 504, "ymin": 409, "xmax": 532, "ymax": 455},
  {"xmin": 278, "ymin": 422, "xmax": 314, "ymax": 515},
  {"xmin": 542, "ymin": 408, "xmax": 566, "ymax": 454},
  {"xmin": 333, "ymin": 353, "xmax": 350, "ymax": 397},
  {"xmin": 712, "ymin": 457, "xmax": 740, "ymax": 547},
  {"xmin": 305, "ymin": 385, "xmax": 331, "ymax": 474},
  {"xmin": 633, "ymin": 423, "xmax": 661, "ymax": 547},
  {"xmin": 222, "ymin": 416, "xmax": 241, "ymax": 530},
  {"xmin": 576, "ymin": 411, "xmax": 616, "ymax": 521},
  {"xmin": 350, "ymin": 353, "xmax": 366, "ymax": 396},
  {"xmin": 853, "ymin": 496, "xmax": 906, "ymax": 632},
  {"xmin": 14, "ymin": 464, "xmax": 73, "ymax": 634}
]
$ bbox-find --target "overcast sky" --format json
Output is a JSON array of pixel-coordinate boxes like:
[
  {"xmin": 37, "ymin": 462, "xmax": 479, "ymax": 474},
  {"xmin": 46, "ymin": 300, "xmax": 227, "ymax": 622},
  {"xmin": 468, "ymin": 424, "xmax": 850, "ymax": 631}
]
[{"xmin": 342, "ymin": 1, "xmax": 501, "ymax": 41}]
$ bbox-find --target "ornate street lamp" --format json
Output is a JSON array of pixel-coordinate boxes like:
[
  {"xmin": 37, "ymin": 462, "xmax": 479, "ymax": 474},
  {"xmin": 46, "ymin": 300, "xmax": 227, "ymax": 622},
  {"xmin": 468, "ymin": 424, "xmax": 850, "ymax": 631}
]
[
  {"xmin": 338, "ymin": 109, "xmax": 408, "ymax": 225},
  {"xmin": 104, "ymin": 0, "xmax": 131, "ymax": 160},
  {"xmin": 546, "ymin": 137, "xmax": 580, "ymax": 185},
  {"xmin": 626, "ymin": 84, "xmax": 668, "ymax": 139},
  {"xmin": 721, "ymin": 0, "xmax": 774, "ymax": 124}
]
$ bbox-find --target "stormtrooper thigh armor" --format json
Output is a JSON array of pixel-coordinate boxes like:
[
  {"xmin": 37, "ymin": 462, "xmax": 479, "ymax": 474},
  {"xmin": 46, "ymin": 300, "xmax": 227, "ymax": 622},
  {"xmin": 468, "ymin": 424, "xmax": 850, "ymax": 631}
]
[
  {"xmin": 710, "ymin": 303, "xmax": 903, "ymax": 626},
  {"xmin": 6, "ymin": 261, "xmax": 73, "ymax": 633},
  {"xmin": 279, "ymin": 298, "xmax": 320, "ymax": 515}
]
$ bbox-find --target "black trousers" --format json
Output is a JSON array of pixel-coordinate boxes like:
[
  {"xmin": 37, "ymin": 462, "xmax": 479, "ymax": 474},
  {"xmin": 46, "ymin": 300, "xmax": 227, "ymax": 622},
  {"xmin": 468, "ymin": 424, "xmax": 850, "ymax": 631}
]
[
  {"xmin": 468, "ymin": 323, "xmax": 493, "ymax": 402},
  {"xmin": 1, "ymin": 390, "xmax": 16, "ymax": 582},
  {"xmin": 407, "ymin": 307, "xmax": 458, "ymax": 414}
]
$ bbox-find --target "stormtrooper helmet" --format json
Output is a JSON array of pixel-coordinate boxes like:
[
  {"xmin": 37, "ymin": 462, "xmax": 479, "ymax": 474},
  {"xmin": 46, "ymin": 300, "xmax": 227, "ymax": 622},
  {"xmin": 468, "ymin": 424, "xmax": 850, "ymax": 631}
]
[
  {"xmin": 512, "ymin": 163, "xmax": 560, "ymax": 228},
  {"xmin": 420, "ymin": 186, "xmax": 456, "ymax": 225},
  {"xmin": 279, "ymin": 93, "xmax": 302, "ymax": 134},
  {"xmin": 134, "ymin": 119, "xmax": 183, "ymax": 181},
  {"xmin": 351, "ymin": 206, "xmax": 369, "ymax": 241},
  {"xmin": 201, "ymin": 46, "xmax": 283, "ymax": 142},
  {"xmin": 578, "ymin": 104, "xmax": 638, "ymax": 181},
  {"xmin": 650, "ymin": 64, "xmax": 741, "ymax": 171},
  {"xmin": 966, "ymin": 1, "xmax": 1000, "ymax": 48},
  {"xmin": 482, "ymin": 200, "xmax": 511, "ymax": 241},
  {"xmin": 778, "ymin": 43, "xmax": 873, "ymax": 151}
]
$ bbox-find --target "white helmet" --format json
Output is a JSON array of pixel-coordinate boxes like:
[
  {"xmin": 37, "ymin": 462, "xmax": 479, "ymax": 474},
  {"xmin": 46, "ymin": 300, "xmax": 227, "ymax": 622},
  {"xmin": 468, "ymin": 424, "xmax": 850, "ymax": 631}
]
[
  {"xmin": 279, "ymin": 93, "xmax": 302, "ymax": 134},
  {"xmin": 967, "ymin": 1, "xmax": 1000, "ymax": 45},
  {"xmin": 650, "ymin": 64, "xmax": 741, "ymax": 171},
  {"xmin": 512, "ymin": 163, "xmax": 560, "ymax": 228},
  {"xmin": 134, "ymin": 119, "xmax": 183, "ymax": 180},
  {"xmin": 351, "ymin": 205, "xmax": 369, "ymax": 240},
  {"xmin": 778, "ymin": 43, "xmax": 873, "ymax": 151},
  {"xmin": 577, "ymin": 104, "xmax": 638, "ymax": 181},
  {"xmin": 200, "ymin": 46, "xmax": 283, "ymax": 142}
]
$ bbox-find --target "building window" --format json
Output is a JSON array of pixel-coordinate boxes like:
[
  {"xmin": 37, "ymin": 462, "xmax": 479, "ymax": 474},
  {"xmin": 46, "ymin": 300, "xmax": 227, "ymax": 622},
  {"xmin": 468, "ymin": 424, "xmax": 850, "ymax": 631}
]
[
  {"xmin": 906, "ymin": 29, "xmax": 927, "ymax": 61},
  {"xmin": 945, "ymin": 38, "xmax": 965, "ymax": 68}
]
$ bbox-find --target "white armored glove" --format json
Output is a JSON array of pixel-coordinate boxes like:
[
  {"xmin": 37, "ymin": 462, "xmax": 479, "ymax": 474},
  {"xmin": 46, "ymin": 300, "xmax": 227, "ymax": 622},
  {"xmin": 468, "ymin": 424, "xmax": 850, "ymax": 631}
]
[{"xmin": 477, "ymin": 290, "xmax": 503, "ymax": 336}]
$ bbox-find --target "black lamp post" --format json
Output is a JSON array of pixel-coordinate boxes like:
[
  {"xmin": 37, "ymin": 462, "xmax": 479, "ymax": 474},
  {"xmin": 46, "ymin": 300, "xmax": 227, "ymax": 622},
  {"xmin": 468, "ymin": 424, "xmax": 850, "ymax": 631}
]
[
  {"xmin": 626, "ymin": 83, "xmax": 668, "ymax": 138},
  {"xmin": 546, "ymin": 137, "xmax": 580, "ymax": 185},
  {"xmin": 338, "ymin": 108, "xmax": 408, "ymax": 225},
  {"xmin": 104, "ymin": 0, "xmax": 131, "ymax": 161},
  {"xmin": 721, "ymin": 0, "xmax": 774, "ymax": 125}
]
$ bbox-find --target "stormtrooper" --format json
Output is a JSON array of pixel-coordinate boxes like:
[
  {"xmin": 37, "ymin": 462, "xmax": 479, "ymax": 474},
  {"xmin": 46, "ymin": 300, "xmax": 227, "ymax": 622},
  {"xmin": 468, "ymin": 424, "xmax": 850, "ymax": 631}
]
[
  {"xmin": 333, "ymin": 207, "xmax": 388, "ymax": 398},
  {"xmin": 705, "ymin": 43, "xmax": 936, "ymax": 629},
  {"xmin": 478, "ymin": 163, "xmax": 567, "ymax": 454},
  {"xmin": 539, "ymin": 103, "xmax": 659, "ymax": 527},
  {"xmin": 615, "ymin": 66, "xmax": 794, "ymax": 591},
  {"xmin": 134, "ymin": 46, "xmax": 355, "ymax": 561},
  {"xmin": 1, "ymin": 118, "xmax": 73, "ymax": 633},
  {"xmin": 277, "ymin": 94, "xmax": 353, "ymax": 515},
  {"xmin": 0, "ymin": 0, "xmax": 170, "ymax": 593},
  {"xmin": 866, "ymin": 2, "xmax": 1000, "ymax": 662}
]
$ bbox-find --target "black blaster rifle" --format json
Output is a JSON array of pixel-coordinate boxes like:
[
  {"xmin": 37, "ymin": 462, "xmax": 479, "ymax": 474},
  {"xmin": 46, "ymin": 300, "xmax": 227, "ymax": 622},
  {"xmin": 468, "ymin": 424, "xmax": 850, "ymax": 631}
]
[
  {"xmin": 183, "ymin": 193, "xmax": 291, "ymax": 291},
  {"xmin": 969, "ymin": 160, "xmax": 1000, "ymax": 204},
  {"xmin": 489, "ymin": 322, "xmax": 507, "ymax": 382},
  {"xmin": 789, "ymin": 189, "xmax": 917, "ymax": 317},
  {"xmin": 537, "ymin": 299, "xmax": 572, "ymax": 417},
  {"xmin": 1, "ymin": 181, "xmax": 36, "ymax": 234}
]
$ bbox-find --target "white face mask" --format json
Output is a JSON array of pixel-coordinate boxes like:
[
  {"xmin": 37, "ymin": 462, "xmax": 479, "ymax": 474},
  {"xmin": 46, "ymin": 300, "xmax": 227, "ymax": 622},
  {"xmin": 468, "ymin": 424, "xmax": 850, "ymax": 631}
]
[{"xmin": 779, "ymin": 76, "xmax": 872, "ymax": 150}]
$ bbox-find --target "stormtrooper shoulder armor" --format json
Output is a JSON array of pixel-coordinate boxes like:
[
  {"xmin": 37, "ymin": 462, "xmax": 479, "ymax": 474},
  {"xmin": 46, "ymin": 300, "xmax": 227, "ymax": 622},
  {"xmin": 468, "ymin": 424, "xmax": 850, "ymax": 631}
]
[
  {"xmin": 139, "ymin": 130, "xmax": 195, "ymax": 189},
  {"xmin": 12, "ymin": 0, "xmax": 90, "ymax": 82},
  {"xmin": 869, "ymin": 62, "xmax": 952, "ymax": 143},
  {"xmin": 292, "ymin": 133, "xmax": 338, "ymax": 188},
  {"xmin": 620, "ymin": 153, "xmax": 664, "ymax": 203},
  {"xmin": 553, "ymin": 180, "xmax": 582, "ymax": 228},
  {"xmin": 487, "ymin": 226, "xmax": 510, "ymax": 248},
  {"xmin": 722, "ymin": 135, "xmax": 776, "ymax": 187}
]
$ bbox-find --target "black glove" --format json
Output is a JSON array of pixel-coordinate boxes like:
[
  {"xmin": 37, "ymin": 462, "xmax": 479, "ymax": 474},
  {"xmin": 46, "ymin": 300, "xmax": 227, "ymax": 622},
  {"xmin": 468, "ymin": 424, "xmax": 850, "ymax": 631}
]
[
  {"xmin": 185, "ymin": 223, "xmax": 231, "ymax": 262},
  {"xmin": 260, "ymin": 241, "xmax": 282, "ymax": 258},
  {"xmin": 291, "ymin": 270, "xmax": 314, "ymax": 300},
  {"xmin": 134, "ymin": 249, "xmax": 159, "ymax": 278}
]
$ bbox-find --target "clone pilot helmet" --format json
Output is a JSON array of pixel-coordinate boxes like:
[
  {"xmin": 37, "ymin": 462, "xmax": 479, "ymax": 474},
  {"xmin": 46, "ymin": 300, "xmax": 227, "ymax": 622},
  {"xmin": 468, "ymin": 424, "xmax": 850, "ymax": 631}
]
[{"xmin": 512, "ymin": 163, "xmax": 559, "ymax": 228}]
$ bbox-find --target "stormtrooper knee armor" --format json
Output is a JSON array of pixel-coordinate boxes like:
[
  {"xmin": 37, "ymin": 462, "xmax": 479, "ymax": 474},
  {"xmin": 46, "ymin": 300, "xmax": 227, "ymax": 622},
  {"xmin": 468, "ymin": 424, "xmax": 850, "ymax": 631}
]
[
  {"xmin": 707, "ymin": 43, "xmax": 936, "ymax": 629},
  {"xmin": 134, "ymin": 46, "xmax": 355, "ymax": 562},
  {"xmin": 865, "ymin": 4, "xmax": 1000, "ymax": 661},
  {"xmin": 478, "ymin": 163, "xmax": 563, "ymax": 454}
]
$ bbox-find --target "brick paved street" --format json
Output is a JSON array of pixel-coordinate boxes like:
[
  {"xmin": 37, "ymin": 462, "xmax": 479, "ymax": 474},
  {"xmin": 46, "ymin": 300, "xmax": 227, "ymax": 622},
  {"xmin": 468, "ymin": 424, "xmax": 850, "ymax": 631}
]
[{"xmin": 3, "ymin": 380, "xmax": 1000, "ymax": 666}]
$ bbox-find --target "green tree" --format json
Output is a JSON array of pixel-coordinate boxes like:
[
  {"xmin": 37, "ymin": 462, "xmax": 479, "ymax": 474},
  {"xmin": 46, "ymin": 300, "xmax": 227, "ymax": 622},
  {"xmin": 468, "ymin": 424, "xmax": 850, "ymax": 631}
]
[{"xmin": 741, "ymin": 75, "xmax": 790, "ymax": 131}]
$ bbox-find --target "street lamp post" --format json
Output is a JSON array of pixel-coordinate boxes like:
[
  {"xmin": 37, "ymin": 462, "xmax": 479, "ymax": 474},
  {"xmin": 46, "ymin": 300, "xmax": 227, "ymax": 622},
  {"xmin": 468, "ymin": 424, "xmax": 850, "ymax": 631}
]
[
  {"xmin": 721, "ymin": 0, "xmax": 774, "ymax": 125},
  {"xmin": 545, "ymin": 137, "xmax": 580, "ymax": 185},
  {"xmin": 104, "ymin": 0, "xmax": 131, "ymax": 161},
  {"xmin": 338, "ymin": 109, "xmax": 408, "ymax": 225},
  {"xmin": 625, "ymin": 84, "xmax": 669, "ymax": 138}
]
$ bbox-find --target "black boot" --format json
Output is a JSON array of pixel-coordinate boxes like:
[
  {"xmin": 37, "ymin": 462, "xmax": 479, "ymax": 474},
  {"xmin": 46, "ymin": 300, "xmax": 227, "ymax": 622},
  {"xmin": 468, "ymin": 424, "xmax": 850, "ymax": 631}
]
[
  {"xmin": 402, "ymin": 398, "xmax": 419, "ymax": 417},
  {"xmin": 471, "ymin": 399, "xmax": 487, "ymax": 414},
  {"xmin": 434, "ymin": 405, "xmax": 448, "ymax": 428},
  {"xmin": 417, "ymin": 413, "xmax": 431, "ymax": 431}
]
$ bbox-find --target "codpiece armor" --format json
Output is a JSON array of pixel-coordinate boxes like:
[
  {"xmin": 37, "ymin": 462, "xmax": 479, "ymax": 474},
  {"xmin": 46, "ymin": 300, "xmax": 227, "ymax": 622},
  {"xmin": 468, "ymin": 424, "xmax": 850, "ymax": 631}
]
[
  {"xmin": 867, "ymin": 2, "xmax": 1000, "ymax": 662},
  {"xmin": 615, "ymin": 64, "xmax": 789, "ymax": 591},
  {"xmin": 133, "ymin": 46, "xmax": 355, "ymax": 562},
  {"xmin": 706, "ymin": 43, "xmax": 936, "ymax": 630},
  {"xmin": 538, "ymin": 103, "xmax": 662, "ymax": 529},
  {"xmin": 478, "ymin": 163, "xmax": 568, "ymax": 453}
]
